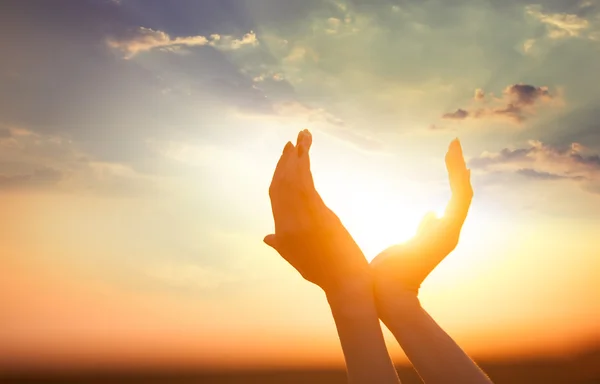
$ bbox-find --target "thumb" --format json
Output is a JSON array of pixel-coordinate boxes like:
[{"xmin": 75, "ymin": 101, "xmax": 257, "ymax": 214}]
[
  {"xmin": 263, "ymin": 234, "xmax": 279, "ymax": 250},
  {"xmin": 417, "ymin": 211, "xmax": 438, "ymax": 235}
]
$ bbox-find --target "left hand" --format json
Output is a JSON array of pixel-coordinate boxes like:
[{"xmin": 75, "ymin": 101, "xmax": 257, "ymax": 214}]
[
  {"xmin": 264, "ymin": 129, "xmax": 371, "ymax": 293},
  {"xmin": 371, "ymin": 139, "xmax": 473, "ymax": 295}
]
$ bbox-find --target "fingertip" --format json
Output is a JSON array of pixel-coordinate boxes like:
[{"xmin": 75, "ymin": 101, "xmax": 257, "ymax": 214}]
[
  {"xmin": 296, "ymin": 131, "xmax": 303, "ymax": 147},
  {"xmin": 303, "ymin": 129, "xmax": 312, "ymax": 147},
  {"xmin": 450, "ymin": 138, "xmax": 462, "ymax": 151},
  {"xmin": 297, "ymin": 129, "xmax": 313, "ymax": 157},
  {"xmin": 283, "ymin": 141, "xmax": 294, "ymax": 154},
  {"xmin": 447, "ymin": 139, "xmax": 466, "ymax": 167},
  {"xmin": 263, "ymin": 234, "xmax": 277, "ymax": 249}
]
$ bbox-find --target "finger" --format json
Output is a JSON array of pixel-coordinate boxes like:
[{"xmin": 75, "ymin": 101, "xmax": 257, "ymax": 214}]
[
  {"xmin": 442, "ymin": 180, "xmax": 472, "ymax": 234},
  {"xmin": 442, "ymin": 139, "xmax": 473, "ymax": 231},
  {"xmin": 445, "ymin": 138, "xmax": 471, "ymax": 195},
  {"xmin": 269, "ymin": 141, "xmax": 295, "ymax": 189},
  {"xmin": 273, "ymin": 140, "xmax": 298, "ymax": 192},
  {"xmin": 276, "ymin": 130, "xmax": 318, "ymax": 232},
  {"xmin": 269, "ymin": 142, "xmax": 298, "ymax": 234},
  {"xmin": 445, "ymin": 139, "xmax": 466, "ymax": 178},
  {"xmin": 294, "ymin": 130, "xmax": 311, "ymax": 171},
  {"xmin": 295, "ymin": 130, "xmax": 317, "ymax": 194},
  {"xmin": 296, "ymin": 129, "xmax": 313, "ymax": 157},
  {"xmin": 263, "ymin": 233, "xmax": 300, "ymax": 270},
  {"xmin": 445, "ymin": 139, "xmax": 472, "ymax": 199},
  {"xmin": 273, "ymin": 141, "xmax": 295, "ymax": 183}
]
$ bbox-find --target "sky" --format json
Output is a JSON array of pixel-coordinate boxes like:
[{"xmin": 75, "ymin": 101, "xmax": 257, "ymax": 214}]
[{"xmin": 1, "ymin": 0, "xmax": 599, "ymax": 372}]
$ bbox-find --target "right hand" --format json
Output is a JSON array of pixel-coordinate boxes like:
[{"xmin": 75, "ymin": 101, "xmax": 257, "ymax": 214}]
[{"xmin": 371, "ymin": 139, "xmax": 474, "ymax": 296}]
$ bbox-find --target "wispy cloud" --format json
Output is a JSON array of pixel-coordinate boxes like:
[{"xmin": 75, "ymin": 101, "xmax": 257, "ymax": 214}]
[
  {"xmin": 470, "ymin": 140, "xmax": 600, "ymax": 194},
  {"xmin": 107, "ymin": 27, "xmax": 258, "ymax": 59},
  {"xmin": 0, "ymin": 126, "xmax": 158, "ymax": 196},
  {"xmin": 525, "ymin": 5, "xmax": 590, "ymax": 39},
  {"xmin": 0, "ymin": 167, "xmax": 63, "ymax": 190}
]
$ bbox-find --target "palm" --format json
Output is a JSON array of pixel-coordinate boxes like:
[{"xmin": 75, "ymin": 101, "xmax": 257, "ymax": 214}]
[{"xmin": 371, "ymin": 139, "xmax": 473, "ymax": 294}]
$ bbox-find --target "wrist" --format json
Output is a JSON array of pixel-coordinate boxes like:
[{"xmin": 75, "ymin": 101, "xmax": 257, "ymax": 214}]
[
  {"xmin": 325, "ymin": 273, "xmax": 376, "ymax": 317},
  {"xmin": 373, "ymin": 275, "xmax": 422, "ymax": 322}
]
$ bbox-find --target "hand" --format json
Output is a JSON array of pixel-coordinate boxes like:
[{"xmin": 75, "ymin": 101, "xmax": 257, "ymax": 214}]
[
  {"xmin": 264, "ymin": 129, "xmax": 371, "ymax": 293},
  {"xmin": 371, "ymin": 139, "xmax": 473, "ymax": 295}
]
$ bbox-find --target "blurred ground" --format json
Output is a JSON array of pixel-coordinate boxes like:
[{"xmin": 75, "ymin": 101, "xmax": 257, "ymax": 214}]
[{"xmin": 1, "ymin": 346, "xmax": 599, "ymax": 384}]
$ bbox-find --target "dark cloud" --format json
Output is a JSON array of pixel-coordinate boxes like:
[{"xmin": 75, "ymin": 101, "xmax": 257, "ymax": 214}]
[
  {"xmin": 469, "ymin": 147, "xmax": 534, "ymax": 169},
  {"xmin": 490, "ymin": 103, "xmax": 525, "ymax": 122},
  {"xmin": 469, "ymin": 141, "xmax": 600, "ymax": 169},
  {"xmin": 470, "ymin": 140, "xmax": 600, "ymax": 194},
  {"xmin": 506, "ymin": 84, "xmax": 551, "ymax": 106},
  {"xmin": 517, "ymin": 168, "xmax": 574, "ymax": 180},
  {"xmin": 441, "ymin": 84, "xmax": 555, "ymax": 124},
  {"xmin": 442, "ymin": 108, "xmax": 469, "ymax": 120}
]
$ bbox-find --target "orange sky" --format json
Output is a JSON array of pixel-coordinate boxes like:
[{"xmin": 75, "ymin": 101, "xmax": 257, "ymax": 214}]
[
  {"xmin": 1, "ymin": 0, "xmax": 600, "ymax": 373},
  {"xmin": 1, "ymin": 164, "xmax": 599, "ymax": 371}
]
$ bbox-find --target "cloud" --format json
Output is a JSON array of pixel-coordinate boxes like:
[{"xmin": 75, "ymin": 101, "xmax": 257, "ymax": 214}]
[
  {"xmin": 441, "ymin": 84, "xmax": 555, "ymax": 124},
  {"xmin": 469, "ymin": 140, "xmax": 600, "ymax": 194},
  {"xmin": 515, "ymin": 168, "xmax": 582, "ymax": 180},
  {"xmin": 252, "ymin": 71, "xmax": 285, "ymax": 83},
  {"xmin": 283, "ymin": 45, "xmax": 319, "ymax": 63},
  {"xmin": 0, "ymin": 126, "xmax": 81, "ymax": 164},
  {"xmin": 0, "ymin": 167, "xmax": 63, "ymax": 189},
  {"xmin": 0, "ymin": 126, "xmax": 158, "ymax": 196},
  {"xmin": 522, "ymin": 38, "xmax": 536, "ymax": 53},
  {"xmin": 442, "ymin": 108, "xmax": 469, "ymax": 120},
  {"xmin": 505, "ymin": 84, "xmax": 552, "ymax": 106},
  {"xmin": 325, "ymin": 17, "xmax": 343, "ymax": 34},
  {"xmin": 107, "ymin": 27, "xmax": 258, "ymax": 58},
  {"xmin": 474, "ymin": 88, "xmax": 485, "ymax": 101},
  {"xmin": 525, "ymin": 5, "xmax": 590, "ymax": 39}
]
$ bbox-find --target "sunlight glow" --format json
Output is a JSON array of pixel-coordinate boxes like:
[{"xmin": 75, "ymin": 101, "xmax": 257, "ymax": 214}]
[{"xmin": 320, "ymin": 176, "xmax": 440, "ymax": 261}]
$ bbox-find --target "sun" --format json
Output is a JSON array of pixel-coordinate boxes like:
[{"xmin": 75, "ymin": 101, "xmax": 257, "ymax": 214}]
[
  {"xmin": 309, "ymin": 144, "xmax": 450, "ymax": 262},
  {"xmin": 341, "ymin": 201, "xmax": 431, "ymax": 262},
  {"xmin": 320, "ymin": 179, "xmax": 446, "ymax": 262}
]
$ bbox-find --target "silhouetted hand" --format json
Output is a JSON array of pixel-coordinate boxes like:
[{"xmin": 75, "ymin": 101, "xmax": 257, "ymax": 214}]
[
  {"xmin": 371, "ymin": 139, "xmax": 473, "ymax": 295},
  {"xmin": 264, "ymin": 130, "xmax": 371, "ymax": 293}
]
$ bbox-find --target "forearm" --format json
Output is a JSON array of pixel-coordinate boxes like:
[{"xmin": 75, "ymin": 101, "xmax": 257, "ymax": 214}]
[
  {"xmin": 378, "ymin": 291, "xmax": 492, "ymax": 384},
  {"xmin": 326, "ymin": 281, "xmax": 401, "ymax": 384}
]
